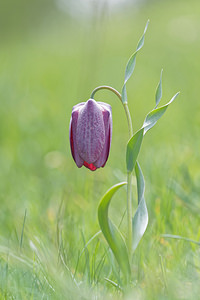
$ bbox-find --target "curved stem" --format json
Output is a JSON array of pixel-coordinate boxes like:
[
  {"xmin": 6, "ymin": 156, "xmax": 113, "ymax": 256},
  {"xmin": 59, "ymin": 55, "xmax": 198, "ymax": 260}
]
[
  {"xmin": 90, "ymin": 85, "xmax": 122, "ymax": 103},
  {"xmin": 90, "ymin": 85, "xmax": 134, "ymax": 260},
  {"xmin": 91, "ymin": 86, "xmax": 133, "ymax": 137}
]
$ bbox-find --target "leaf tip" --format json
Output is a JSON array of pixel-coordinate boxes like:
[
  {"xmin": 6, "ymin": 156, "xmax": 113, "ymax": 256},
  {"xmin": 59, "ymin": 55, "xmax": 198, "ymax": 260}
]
[
  {"xmin": 174, "ymin": 91, "xmax": 180, "ymax": 98},
  {"xmin": 145, "ymin": 19, "xmax": 150, "ymax": 32}
]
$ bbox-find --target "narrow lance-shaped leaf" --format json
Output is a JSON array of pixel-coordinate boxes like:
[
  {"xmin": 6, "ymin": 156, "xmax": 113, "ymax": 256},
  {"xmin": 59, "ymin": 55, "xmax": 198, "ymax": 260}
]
[
  {"xmin": 132, "ymin": 162, "xmax": 148, "ymax": 252},
  {"xmin": 126, "ymin": 128, "xmax": 144, "ymax": 173},
  {"xmin": 98, "ymin": 182, "xmax": 131, "ymax": 281},
  {"xmin": 124, "ymin": 20, "xmax": 149, "ymax": 84},
  {"xmin": 121, "ymin": 20, "xmax": 149, "ymax": 104},
  {"xmin": 126, "ymin": 91, "xmax": 179, "ymax": 173},
  {"xmin": 143, "ymin": 92, "xmax": 180, "ymax": 134},
  {"xmin": 129, "ymin": 92, "xmax": 179, "ymax": 252},
  {"xmin": 155, "ymin": 69, "xmax": 163, "ymax": 108}
]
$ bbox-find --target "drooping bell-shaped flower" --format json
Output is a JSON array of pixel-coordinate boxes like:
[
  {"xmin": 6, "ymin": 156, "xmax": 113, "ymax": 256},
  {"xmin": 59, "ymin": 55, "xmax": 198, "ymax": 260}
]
[{"xmin": 69, "ymin": 99, "xmax": 112, "ymax": 171}]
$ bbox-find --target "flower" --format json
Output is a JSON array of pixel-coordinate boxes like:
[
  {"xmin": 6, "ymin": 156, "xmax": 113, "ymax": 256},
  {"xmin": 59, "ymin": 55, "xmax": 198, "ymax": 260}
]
[{"xmin": 69, "ymin": 99, "xmax": 112, "ymax": 171}]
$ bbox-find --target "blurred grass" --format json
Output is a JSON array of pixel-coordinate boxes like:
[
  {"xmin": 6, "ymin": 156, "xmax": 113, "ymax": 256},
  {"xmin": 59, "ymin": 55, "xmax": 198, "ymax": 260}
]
[{"xmin": 0, "ymin": 0, "xmax": 200, "ymax": 299}]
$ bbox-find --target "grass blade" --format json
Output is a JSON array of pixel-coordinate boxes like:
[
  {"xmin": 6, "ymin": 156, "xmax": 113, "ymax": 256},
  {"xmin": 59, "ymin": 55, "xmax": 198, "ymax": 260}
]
[
  {"xmin": 161, "ymin": 234, "xmax": 200, "ymax": 246},
  {"xmin": 20, "ymin": 209, "xmax": 27, "ymax": 251}
]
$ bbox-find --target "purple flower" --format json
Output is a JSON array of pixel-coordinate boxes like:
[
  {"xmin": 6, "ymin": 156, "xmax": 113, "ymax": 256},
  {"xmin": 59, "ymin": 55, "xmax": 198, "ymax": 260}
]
[{"xmin": 69, "ymin": 99, "xmax": 112, "ymax": 171}]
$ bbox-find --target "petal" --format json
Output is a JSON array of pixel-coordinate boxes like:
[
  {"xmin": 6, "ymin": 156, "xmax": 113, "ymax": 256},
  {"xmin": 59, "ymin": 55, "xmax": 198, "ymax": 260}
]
[
  {"xmin": 72, "ymin": 102, "xmax": 85, "ymax": 112},
  {"xmin": 69, "ymin": 110, "xmax": 84, "ymax": 168},
  {"xmin": 98, "ymin": 102, "xmax": 112, "ymax": 112},
  {"xmin": 83, "ymin": 161, "xmax": 97, "ymax": 171},
  {"xmin": 94, "ymin": 108, "xmax": 112, "ymax": 168},
  {"xmin": 76, "ymin": 99, "xmax": 105, "ymax": 164}
]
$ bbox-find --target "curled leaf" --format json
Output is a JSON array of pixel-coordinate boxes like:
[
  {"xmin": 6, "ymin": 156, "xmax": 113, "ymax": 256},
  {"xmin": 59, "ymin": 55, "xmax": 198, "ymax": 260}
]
[
  {"xmin": 98, "ymin": 182, "xmax": 131, "ymax": 281},
  {"xmin": 126, "ymin": 128, "xmax": 144, "ymax": 173},
  {"xmin": 122, "ymin": 20, "xmax": 149, "ymax": 104},
  {"xmin": 143, "ymin": 92, "xmax": 180, "ymax": 134},
  {"xmin": 155, "ymin": 69, "xmax": 163, "ymax": 108},
  {"xmin": 126, "ymin": 92, "xmax": 179, "ymax": 172},
  {"xmin": 132, "ymin": 162, "xmax": 148, "ymax": 251}
]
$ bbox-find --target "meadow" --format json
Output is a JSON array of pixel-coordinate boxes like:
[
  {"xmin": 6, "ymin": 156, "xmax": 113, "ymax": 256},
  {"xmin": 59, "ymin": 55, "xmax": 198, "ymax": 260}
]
[{"xmin": 0, "ymin": 0, "xmax": 200, "ymax": 299}]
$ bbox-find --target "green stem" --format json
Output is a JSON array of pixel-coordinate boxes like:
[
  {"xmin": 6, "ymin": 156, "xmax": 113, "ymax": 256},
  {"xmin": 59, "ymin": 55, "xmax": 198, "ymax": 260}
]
[
  {"xmin": 90, "ymin": 85, "xmax": 122, "ymax": 102},
  {"xmin": 123, "ymin": 104, "xmax": 133, "ymax": 259},
  {"xmin": 126, "ymin": 171, "xmax": 132, "ymax": 257},
  {"xmin": 90, "ymin": 85, "xmax": 134, "ymax": 260},
  {"xmin": 123, "ymin": 103, "xmax": 133, "ymax": 137}
]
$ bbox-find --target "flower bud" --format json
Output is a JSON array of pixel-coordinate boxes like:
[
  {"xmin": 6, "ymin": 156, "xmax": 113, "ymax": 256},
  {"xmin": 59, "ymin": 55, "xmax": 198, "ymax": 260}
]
[{"xmin": 69, "ymin": 99, "xmax": 112, "ymax": 171}]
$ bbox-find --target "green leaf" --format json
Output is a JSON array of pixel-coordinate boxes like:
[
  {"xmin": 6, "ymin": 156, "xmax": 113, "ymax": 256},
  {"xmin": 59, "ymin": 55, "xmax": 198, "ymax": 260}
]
[
  {"xmin": 143, "ymin": 92, "xmax": 180, "ymax": 134},
  {"xmin": 143, "ymin": 106, "xmax": 168, "ymax": 134},
  {"xmin": 127, "ymin": 92, "xmax": 179, "ymax": 252},
  {"xmin": 136, "ymin": 19, "xmax": 149, "ymax": 51},
  {"xmin": 132, "ymin": 162, "xmax": 148, "ymax": 252},
  {"xmin": 155, "ymin": 69, "xmax": 163, "ymax": 108},
  {"xmin": 124, "ymin": 20, "xmax": 149, "ymax": 84},
  {"xmin": 98, "ymin": 182, "xmax": 131, "ymax": 281},
  {"xmin": 126, "ymin": 128, "xmax": 144, "ymax": 172},
  {"xmin": 126, "ymin": 92, "xmax": 179, "ymax": 173},
  {"xmin": 124, "ymin": 52, "xmax": 137, "ymax": 84},
  {"xmin": 122, "ymin": 20, "xmax": 149, "ymax": 104}
]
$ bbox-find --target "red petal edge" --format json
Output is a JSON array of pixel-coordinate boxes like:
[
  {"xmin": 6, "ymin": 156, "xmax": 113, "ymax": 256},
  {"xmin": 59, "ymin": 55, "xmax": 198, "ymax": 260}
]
[{"xmin": 83, "ymin": 161, "xmax": 97, "ymax": 171}]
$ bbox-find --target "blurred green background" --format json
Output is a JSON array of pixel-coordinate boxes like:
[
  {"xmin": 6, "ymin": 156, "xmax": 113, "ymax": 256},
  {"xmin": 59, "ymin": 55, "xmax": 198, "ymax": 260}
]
[{"xmin": 0, "ymin": 0, "xmax": 200, "ymax": 299}]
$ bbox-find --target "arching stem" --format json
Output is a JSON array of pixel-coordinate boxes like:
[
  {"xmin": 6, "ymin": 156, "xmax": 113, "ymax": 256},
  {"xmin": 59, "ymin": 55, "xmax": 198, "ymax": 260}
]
[
  {"xmin": 90, "ymin": 85, "xmax": 122, "ymax": 102},
  {"xmin": 90, "ymin": 85, "xmax": 133, "ymax": 260}
]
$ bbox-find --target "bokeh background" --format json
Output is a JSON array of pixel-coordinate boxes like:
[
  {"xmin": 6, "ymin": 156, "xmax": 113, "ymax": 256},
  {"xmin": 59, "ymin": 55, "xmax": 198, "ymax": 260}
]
[{"xmin": 0, "ymin": 0, "xmax": 200, "ymax": 299}]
